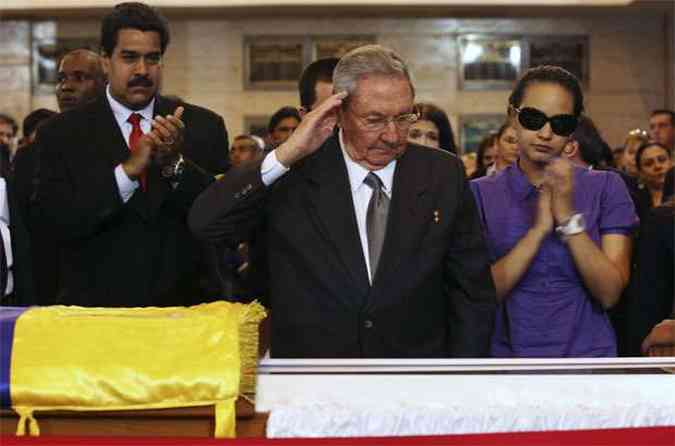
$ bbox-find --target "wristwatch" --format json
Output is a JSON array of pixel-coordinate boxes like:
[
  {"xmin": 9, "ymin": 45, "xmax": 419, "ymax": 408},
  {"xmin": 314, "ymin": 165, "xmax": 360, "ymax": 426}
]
[
  {"xmin": 161, "ymin": 154, "xmax": 185, "ymax": 180},
  {"xmin": 555, "ymin": 213, "xmax": 586, "ymax": 239}
]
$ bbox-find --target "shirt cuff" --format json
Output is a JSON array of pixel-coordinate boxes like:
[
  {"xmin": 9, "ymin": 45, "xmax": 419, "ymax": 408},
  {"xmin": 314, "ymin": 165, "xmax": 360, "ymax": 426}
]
[
  {"xmin": 114, "ymin": 164, "xmax": 139, "ymax": 203},
  {"xmin": 261, "ymin": 150, "xmax": 290, "ymax": 186}
]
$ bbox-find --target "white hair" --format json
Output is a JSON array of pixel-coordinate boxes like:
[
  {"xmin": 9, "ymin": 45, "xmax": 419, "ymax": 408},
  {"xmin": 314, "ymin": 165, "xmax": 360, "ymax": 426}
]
[{"xmin": 333, "ymin": 44, "xmax": 415, "ymax": 99}]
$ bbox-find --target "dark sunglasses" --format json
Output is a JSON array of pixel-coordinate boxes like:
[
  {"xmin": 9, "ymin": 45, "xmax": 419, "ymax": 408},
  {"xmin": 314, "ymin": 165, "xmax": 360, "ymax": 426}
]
[{"xmin": 512, "ymin": 106, "xmax": 578, "ymax": 137}]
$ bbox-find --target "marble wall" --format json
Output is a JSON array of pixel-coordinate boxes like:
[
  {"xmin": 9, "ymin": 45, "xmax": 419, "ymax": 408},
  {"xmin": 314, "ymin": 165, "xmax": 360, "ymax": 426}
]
[{"xmin": 0, "ymin": 12, "xmax": 671, "ymax": 148}]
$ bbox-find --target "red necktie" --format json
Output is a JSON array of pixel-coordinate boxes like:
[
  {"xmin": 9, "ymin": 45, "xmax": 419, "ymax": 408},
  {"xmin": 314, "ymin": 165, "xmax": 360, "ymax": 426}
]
[{"xmin": 127, "ymin": 113, "xmax": 147, "ymax": 191}]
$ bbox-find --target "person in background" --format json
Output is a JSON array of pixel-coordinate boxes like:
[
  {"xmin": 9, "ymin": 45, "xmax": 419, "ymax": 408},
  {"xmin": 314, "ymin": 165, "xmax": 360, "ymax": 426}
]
[
  {"xmin": 625, "ymin": 167, "xmax": 673, "ymax": 357},
  {"xmin": 621, "ymin": 128, "xmax": 649, "ymax": 177},
  {"xmin": 563, "ymin": 115, "xmax": 611, "ymax": 169},
  {"xmin": 230, "ymin": 134, "xmax": 264, "ymax": 168},
  {"xmin": 0, "ymin": 114, "xmax": 18, "ymax": 162},
  {"xmin": 407, "ymin": 102, "xmax": 457, "ymax": 153},
  {"xmin": 0, "ymin": 141, "xmax": 35, "ymax": 306},
  {"xmin": 470, "ymin": 133, "xmax": 498, "ymax": 179},
  {"xmin": 486, "ymin": 122, "xmax": 519, "ymax": 176},
  {"xmin": 267, "ymin": 106, "xmax": 301, "ymax": 147},
  {"xmin": 298, "ymin": 57, "xmax": 339, "ymax": 115},
  {"xmin": 635, "ymin": 142, "xmax": 673, "ymax": 209},
  {"xmin": 648, "ymin": 109, "xmax": 674, "ymax": 152},
  {"xmin": 461, "ymin": 152, "xmax": 477, "ymax": 177},
  {"xmin": 612, "ymin": 146, "xmax": 625, "ymax": 170},
  {"xmin": 55, "ymin": 49, "xmax": 106, "ymax": 112},
  {"xmin": 471, "ymin": 65, "xmax": 637, "ymax": 358},
  {"xmin": 18, "ymin": 109, "xmax": 58, "ymax": 149},
  {"xmin": 11, "ymin": 108, "xmax": 59, "ymax": 304}
]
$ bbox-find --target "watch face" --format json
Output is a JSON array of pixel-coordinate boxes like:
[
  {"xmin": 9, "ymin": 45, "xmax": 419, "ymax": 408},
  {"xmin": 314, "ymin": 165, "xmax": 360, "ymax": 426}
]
[{"xmin": 161, "ymin": 164, "xmax": 174, "ymax": 178}]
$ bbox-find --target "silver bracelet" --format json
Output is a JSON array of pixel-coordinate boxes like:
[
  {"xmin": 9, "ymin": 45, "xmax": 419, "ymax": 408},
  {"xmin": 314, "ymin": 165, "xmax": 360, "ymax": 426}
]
[{"xmin": 555, "ymin": 213, "xmax": 586, "ymax": 239}]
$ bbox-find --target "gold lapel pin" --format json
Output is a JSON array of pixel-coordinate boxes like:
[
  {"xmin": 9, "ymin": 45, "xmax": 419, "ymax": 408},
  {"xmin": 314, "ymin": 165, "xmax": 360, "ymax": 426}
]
[{"xmin": 433, "ymin": 210, "xmax": 440, "ymax": 223}]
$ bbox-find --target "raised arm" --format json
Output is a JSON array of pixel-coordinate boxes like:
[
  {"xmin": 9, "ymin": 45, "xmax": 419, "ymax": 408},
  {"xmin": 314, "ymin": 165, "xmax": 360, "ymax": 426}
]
[
  {"xmin": 489, "ymin": 185, "xmax": 554, "ymax": 301},
  {"xmin": 546, "ymin": 159, "xmax": 632, "ymax": 309}
]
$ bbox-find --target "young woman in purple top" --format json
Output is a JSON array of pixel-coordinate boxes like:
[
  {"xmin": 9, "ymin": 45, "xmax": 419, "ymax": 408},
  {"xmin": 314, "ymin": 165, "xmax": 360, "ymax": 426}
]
[{"xmin": 470, "ymin": 66, "xmax": 638, "ymax": 357}]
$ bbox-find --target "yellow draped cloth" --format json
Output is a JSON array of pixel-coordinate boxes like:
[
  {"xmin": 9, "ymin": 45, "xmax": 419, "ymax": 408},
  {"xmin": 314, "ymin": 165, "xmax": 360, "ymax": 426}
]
[{"xmin": 9, "ymin": 301, "xmax": 266, "ymax": 437}]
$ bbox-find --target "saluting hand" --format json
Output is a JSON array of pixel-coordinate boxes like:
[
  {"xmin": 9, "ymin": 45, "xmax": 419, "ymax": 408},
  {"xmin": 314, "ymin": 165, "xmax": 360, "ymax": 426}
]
[{"xmin": 276, "ymin": 92, "xmax": 348, "ymax": 167}]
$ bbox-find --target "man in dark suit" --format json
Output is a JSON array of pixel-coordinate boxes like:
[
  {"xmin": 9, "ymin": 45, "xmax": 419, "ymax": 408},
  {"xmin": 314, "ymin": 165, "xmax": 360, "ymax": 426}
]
[
  {"xmin": 0, "ymin": 140, "xmax": 35, "ymax": 306},
  {"xmin": 35, "ymin": 2, "xmax": 228, "ymax": 307},
  {"xmin": 189, "ymin": 45, "xmax": 495, "ymax": 358}
]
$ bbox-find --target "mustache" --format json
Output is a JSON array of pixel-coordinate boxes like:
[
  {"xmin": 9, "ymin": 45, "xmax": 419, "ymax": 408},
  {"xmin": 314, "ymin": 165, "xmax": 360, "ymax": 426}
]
[{"xmin": 127, "ymin": 76, "xmax": 153, "ymax": 88}]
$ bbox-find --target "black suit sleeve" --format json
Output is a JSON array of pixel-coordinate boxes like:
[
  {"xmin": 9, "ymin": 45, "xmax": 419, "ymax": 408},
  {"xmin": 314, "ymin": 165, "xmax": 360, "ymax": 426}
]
[
  {"xmin": 443, "ymin": 162, "xmax": 497, "ymax": 357},
  {"xmin": 181, "ymin": 105, "xmax": 230, "ymax": 176},
  {"xmin": 188, "ymin": 159, "xmax": 267, "ymax": 244},
  {"xmin": 36, "ymin": 119, "xmax": 126, "ymax": 242}
]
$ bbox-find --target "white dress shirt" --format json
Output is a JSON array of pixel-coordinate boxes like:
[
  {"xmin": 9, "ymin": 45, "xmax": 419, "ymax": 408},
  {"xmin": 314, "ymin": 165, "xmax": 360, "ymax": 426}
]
[
  {"xmin": 260, "ymin": 130, "xmax": 396, "ymax": 282},
  {"xmin": 0, "ymin": 178, "xmax": 13, "ymax": 296},
  {"xmin": 106, "ymin": 85, "xmax": 155, "ymax": 202}
]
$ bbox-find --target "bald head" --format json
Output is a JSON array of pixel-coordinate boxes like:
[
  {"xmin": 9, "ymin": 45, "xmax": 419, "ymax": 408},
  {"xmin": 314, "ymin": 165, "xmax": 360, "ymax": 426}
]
[{"xmin": 56, "ymin": 49, "xmax": 105, "ymax": 111}]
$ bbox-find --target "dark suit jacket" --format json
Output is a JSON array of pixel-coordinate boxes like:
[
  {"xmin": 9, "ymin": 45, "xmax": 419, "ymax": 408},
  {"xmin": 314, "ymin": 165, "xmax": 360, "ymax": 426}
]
[
  {"xmin": 0, "ymin": 174, "xmax": 36, "ymax": 306},
  {"xmin": 189, "ymin": 134, "xmax": 496, "ymax": 358},
  {"xmin": 35, "ymin": 95, "xmax": 229, "ymax": 307}
]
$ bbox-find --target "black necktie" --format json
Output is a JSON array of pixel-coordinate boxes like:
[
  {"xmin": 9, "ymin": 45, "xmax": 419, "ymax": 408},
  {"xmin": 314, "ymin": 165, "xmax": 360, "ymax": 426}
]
[{"xmin": 364, "ymin": 172, "xmax": 389, "ymax": 281}]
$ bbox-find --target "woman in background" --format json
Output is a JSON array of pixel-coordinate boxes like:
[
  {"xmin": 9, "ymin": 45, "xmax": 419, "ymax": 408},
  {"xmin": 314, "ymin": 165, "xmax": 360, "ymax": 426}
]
[
  {"xmin": 635, "ymin": 142, "xmax": 673, "ymax": 208},
  {"xmin": 487, "ymin": 122, "xmax": 519, "ymax": 175},
  {"xmin": 621, "ymin": 128, "xmax": 649, "ymax": 177},
  {"xmin": 407, "ymin": 102, "xmax": 457, "ymax": 153},
  {"xmin": 626, "ymin": 168, "xmax": 674, "ymax": 356},
  {"xmin": 470, "ymin": 133, "xmax": 498, "ymax": 179}
]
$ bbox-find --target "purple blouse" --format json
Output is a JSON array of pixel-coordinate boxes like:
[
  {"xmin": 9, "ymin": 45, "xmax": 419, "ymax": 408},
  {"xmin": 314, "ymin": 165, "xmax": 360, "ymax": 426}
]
[{"xmin": 470, "ymin": 163, "xmax": 638, "ymax": 357}]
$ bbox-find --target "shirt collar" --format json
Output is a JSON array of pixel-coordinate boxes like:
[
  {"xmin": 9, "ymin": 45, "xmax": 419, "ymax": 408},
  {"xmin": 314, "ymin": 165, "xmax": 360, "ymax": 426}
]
[
  {"xmin": 106, "ymin": 84, "xmax": 155, "ymax": 127},
  {"xmin": 505, "ymin": 159, "xmax": 539, "ymax": 201},
  {"xmin": 338, "ymin": 128, "xmax": 396, "ymax": 197}
]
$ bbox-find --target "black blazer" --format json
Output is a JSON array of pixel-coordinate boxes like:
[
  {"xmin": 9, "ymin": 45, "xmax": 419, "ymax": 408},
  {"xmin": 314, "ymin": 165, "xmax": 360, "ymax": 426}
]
[
  {"xmin": 189, "ymin": 135, "xmax": 496, "ymax": 358},
  {"xmin": 35, "ymin": 95, "xmax": 228, "ymax": 307},
  {"xmin": 0, "ymin": 174, "xmax": 36, "ymax": 306}
]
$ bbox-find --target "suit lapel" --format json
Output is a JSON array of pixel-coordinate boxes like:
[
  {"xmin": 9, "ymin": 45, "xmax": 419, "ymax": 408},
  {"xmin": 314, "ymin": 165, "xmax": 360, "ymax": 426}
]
[
  {"xmin": 305, "ymin": 136, "xmax": 370, "ymax": 297},
  {"xmin": 372, "ymin": 149, "xmax": 430, "ymax": 287}
]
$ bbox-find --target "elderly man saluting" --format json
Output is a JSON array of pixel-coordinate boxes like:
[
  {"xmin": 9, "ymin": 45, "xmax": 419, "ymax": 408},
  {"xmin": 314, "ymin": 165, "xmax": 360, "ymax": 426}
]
[{"xmin": 190, "ymin": 45, "xmax": 496, "ymax": 358}]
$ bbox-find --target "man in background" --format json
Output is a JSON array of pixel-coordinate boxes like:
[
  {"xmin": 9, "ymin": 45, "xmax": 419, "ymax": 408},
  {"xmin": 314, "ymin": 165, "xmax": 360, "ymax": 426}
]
[
  {"xmin": 649, "ymin": 109, "xmax": 674, "ymax": 152},
  {"xmin": 298, "ymin": 57, "xmax": 339, "ymax": 115},
  {"xmin": 55, "ymin": 49, "xmax": 106, "ymax": 112},
  {"xmin": 267, "ymin": 106, "xmax": 301, "ymax": 147},
  {"xmin": 230, "ymin": 134, "xmax": 264, "ymax": 168},
  {"xmin": 0, "ymin": 114, "xmax": 18, "ymax": 163}
]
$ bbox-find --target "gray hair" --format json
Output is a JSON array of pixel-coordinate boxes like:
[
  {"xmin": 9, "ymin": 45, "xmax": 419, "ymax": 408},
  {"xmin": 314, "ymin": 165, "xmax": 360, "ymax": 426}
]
[{"xmin": 333, "ymin": 44, "xmax": 415, "ymax": 99}]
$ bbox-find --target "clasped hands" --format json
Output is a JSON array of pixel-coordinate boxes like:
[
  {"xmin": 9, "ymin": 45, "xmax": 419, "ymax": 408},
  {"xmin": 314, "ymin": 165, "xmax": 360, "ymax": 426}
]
[
  {"xmin": 123, "ymin": 106, "xmax": 185, "ymax": 180},
  {"xmin": 532, "ymin": 157, "xmax": 576, "ymax": 237}
]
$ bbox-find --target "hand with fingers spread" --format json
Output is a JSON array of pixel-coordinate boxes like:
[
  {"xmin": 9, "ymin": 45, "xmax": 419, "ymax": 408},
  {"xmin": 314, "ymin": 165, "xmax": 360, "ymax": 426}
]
[
  {"xmin": 151, "ymin": 106, "xmax": 185, "ymax": 167},
  {"xmin": 276, "ymin": 92, "xmax": 348, "ymax": 167},
  {"xmin": 543, "ymin": 156, "xmax": 576, "ymax": 224}
]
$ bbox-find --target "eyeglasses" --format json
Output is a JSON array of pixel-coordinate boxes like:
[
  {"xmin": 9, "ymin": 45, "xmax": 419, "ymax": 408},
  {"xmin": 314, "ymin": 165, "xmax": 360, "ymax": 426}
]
[
  {"xmin": 511, "ymin": 106, "xmax": 578, "ymax": 137},
  {"xmin": 351, "ymin": 110, "xmax": 419, "ymax": 132}
]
